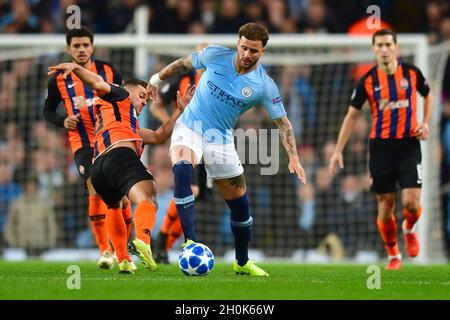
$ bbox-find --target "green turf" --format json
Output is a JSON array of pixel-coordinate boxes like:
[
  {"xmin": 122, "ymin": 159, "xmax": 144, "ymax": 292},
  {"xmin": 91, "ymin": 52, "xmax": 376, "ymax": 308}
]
[{"xmin": 0, "ymin": 260, "xmax": 449, "ymax": 300}]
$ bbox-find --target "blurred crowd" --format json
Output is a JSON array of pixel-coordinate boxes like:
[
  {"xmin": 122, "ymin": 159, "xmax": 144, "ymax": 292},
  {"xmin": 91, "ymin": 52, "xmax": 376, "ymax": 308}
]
[
  {"xmin": 1, "ymin": 0, "xmax": 450, "ymax": 260},
  {"xmin": 0, "ymin": 0, "xmax": 448, "ymax": 37}
]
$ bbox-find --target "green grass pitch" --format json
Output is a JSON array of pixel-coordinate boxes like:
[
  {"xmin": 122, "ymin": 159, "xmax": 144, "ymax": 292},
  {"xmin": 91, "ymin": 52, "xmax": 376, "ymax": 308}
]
[{"xmin": 0, "ymin": 261, "xmax": 449, "ymax": 300}]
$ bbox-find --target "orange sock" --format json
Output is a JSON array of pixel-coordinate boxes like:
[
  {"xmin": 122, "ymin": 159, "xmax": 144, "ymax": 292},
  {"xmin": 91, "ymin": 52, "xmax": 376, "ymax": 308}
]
[
  {"xmin": 134, "ymin": 200, "xmax": 157, "ymax": 244},
  {"xmin": 106, "ymin": 208, "xmax": 129, "ymax": 262},
  {"xmin": 122, "ymin": 205, "xmax": 133, "ymax": 241},
  {"xmin": 160, "ymin": 198, "xmax": 178, "ymax": 234},
  {"xmin": 377, "ymin": 216, "xmax": 399, "ymax": 256},
  {"xmin": 403, "ymin": 206, "xmax": 422, "ymax": 230},
  {"xmin": 167, "ymin": 217, "xmax": 183, "ymax": 250},
  {"xmin": 89, "ymin": 195, "xmax": 111, "ymax": 253}
]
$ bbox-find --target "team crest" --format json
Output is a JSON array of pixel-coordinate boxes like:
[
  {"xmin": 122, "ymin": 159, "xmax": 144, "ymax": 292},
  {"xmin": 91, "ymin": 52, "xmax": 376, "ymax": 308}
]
[
  {"xmin": 400, "ymin": 78, "xmax": 409, "ymax": 90},
  {"xmin": 72, "ymin": 96, "xmax": 85, "ymax": 109},
  {"xmin": 241, "ymin": 87, "xmax": 253, "ymax": 98}
]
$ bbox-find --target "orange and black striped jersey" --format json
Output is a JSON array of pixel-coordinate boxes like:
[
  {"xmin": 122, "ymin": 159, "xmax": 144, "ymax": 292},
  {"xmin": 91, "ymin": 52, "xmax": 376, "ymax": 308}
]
[
  {"xmin": 350, "ymin": 62, "xmax": 430, "ymax": 139},
  {"xmin": 179, "ymin": 72, "xmax": 201, "ymax": 96},
  {"xmin": 43, "ymin": 59, "xmax": 122, "ymax": 153},
  {"xmin": 92, "ymin": 84, "xmax": 142, "ymax": 160}
]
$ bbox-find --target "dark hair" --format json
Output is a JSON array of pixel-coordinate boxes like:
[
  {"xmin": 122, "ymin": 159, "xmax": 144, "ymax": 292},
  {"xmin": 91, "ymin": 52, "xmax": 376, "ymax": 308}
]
[
  {"xmin": 123, "ymin": 78, "xmax": 147, "ymax": 89},
  {"xmin": 238, "ymin": 23, "xmax": 269, "ymax": 47},
  {"xmin": 372, "ymin": 29, "xmax": 397, "ymax": 45},
  {"xmin": 66, "ymin": 26, "xmax": 94, "ymax": 46}
]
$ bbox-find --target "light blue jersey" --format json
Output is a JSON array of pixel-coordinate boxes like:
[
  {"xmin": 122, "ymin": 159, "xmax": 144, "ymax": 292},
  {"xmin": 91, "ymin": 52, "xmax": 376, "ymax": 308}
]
[{"xmin": 178, "ymin": 45, "xmax": 287, "ymax": 144}]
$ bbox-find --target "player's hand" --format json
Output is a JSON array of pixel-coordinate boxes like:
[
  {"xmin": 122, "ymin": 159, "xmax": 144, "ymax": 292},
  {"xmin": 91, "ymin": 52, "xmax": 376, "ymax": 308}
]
[
  {"xmin": 147, "ymin": 83, "xmax": 159, "ymax": 102},
  {"xmin": 48, "ymin": 63, "xmax": 77, "ymax": 79},
  {"xmin": 64, "ymin": 114, "xmax": 80, "ymax": 130},
  {"xmin": 329, "ymin": 152, "xmax": 344, "ymax": 176},
  {"xmin": 289, "ymin": 156, "xmax": 306, "ymax": 184},
  {"xmin": 414, "ymin": 123, "xmax": 429, "ymax": 140},
  {"xmin": 176, "ymin": 84, "xmax": 196, "ymax": 112}
]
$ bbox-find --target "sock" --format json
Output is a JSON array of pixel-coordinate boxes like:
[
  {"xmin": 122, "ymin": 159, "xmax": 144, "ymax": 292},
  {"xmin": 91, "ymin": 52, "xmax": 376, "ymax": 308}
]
[
  {"xmin": 106, "ymin": 208, "xmax": 129, "ymax": 262},
  {"xmin": 122, "ymin": 205, "xmax": 133, "ymax": 241},
  {"xmin": 134, "ymin": 200, "xmax": 156, "ymax": 245},
  {"xmin": 160, "ymin": 198, "xmax": 178, "ymax": 234},
  {"xmin": 377, "ymin": 215, "xmax": 400, "ymax": 257},
  {"xmin": 89, "ymin": 195, "xmax": 111, "ymax": 253},
  {"xmin": 226, "ymin": 193, "xmax": 252, "ymax": 266},
  {"xmin": 173, "ymin": 161, "xmax": 196, "ymax": 242},
  {"xmin": 403, "ymin": 205, "xmax": 422, "ymax": 231},
  {"xmin": 167, "ymin": 217, "xmax": 183, "ymax": 250}
]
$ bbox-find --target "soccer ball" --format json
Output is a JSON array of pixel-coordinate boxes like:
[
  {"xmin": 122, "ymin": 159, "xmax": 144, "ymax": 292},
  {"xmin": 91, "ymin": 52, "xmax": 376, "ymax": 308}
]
[{"xmin": 178, "ymin": 242, "xmax": 214, "ymax": 276}]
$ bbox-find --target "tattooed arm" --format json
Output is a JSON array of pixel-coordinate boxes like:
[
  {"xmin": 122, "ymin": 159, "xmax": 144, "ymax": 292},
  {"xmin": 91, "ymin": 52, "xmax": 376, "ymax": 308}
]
[
  {"xmin": 159, "ymin": 55, "xmax": 193, "ymax": 80},
  {"xmin": 147, "ymin": 55, "xmax": 193, "ymax": 100},
  {"xmin": 274, "ymin": 116, "xmax": 298, "ymax": 158},
  {"xmin": 273, "ymin": 116, "xmax": 306, "ymax": 183}
]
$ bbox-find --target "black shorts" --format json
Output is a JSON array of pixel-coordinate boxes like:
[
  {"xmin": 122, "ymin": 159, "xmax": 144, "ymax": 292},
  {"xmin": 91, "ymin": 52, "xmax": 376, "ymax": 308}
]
[
  {"xmin": 369, "ymin": 138, "xmax": 422, "ymax": 194},
  {"xmin": 73, "ymin": 146, "xmax": 94, "ymax": 181},
  {"xmin": 90, "ymin": 147, "xmax": 155, "ymax": 207}
]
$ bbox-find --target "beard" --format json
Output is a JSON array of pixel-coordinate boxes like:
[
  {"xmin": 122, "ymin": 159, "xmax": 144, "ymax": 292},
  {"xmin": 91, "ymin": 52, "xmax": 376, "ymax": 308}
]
[
  {"xmin": 240, "ymin": 58, "xmax": 257, "ymax": 70},
  {"xmin": 73, "ymin": 55, "xmax": 90, "ymax": 66}
]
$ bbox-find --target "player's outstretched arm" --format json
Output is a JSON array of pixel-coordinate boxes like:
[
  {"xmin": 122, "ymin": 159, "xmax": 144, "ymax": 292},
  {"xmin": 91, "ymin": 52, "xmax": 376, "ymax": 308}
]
[
  {"xmin": 273, "ymin": 116, "xmax": 306, "ymax": 184},
  {"xmin": 147, "ymin": 55, "xmax": 194, "ymax": 101},
  {"xmin": 139, "ymin": 85, "xmax": 196, "ymax": 144},
  {"xmin": 328, "ymin": 106, "xmax": 360, "ymax": 176},
  {"xmin": 48, "ymin": 63, "xmax": 111, "ymax": 96}
]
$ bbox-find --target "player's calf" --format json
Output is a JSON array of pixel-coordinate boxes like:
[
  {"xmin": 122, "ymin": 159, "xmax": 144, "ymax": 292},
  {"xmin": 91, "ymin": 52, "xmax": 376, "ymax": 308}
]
[
  {"xmin": 402, "ymin": 206, "xmax": 421, "ymax": 257},
  {"xmin": 403, "ymin": 220, "xmax": 420, "ymax": 257}
]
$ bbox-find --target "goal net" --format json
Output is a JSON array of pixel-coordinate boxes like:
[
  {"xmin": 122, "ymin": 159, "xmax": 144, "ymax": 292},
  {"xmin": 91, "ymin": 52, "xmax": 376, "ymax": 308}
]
[{"xmin": 0, "ymin": 33, "xmax": 447, "ymax": 263}]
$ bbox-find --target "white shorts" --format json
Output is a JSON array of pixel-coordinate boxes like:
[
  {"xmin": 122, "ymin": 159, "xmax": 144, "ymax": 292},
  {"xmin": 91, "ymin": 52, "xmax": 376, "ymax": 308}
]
[{"xmin": 170, "ymin": 122, "xmax": 244, "ymax": 180}]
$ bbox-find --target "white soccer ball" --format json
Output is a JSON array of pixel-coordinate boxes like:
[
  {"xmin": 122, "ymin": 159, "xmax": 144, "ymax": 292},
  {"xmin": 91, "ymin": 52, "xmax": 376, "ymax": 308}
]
[{"xmin": 178, "ymin": 242, "xmax": 214, "ymax": 276}]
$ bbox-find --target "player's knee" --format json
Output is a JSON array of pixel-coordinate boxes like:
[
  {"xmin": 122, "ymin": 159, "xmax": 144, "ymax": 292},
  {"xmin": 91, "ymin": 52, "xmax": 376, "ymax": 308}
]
[
  {"xmin": 377, "ymin": 194, "xmax": 395, "ymax": 209},
  {"xmin": 401, "ymin": 194, "xmax": 420, "ymax": 213},
  {"xmin": 142, "ymin": 198, "xmax": 158, "ymax": 210},
  {"xmin": 134, "ymin": 191, "xmax": 158, "ymax": 209},
  {"xmin": 403, "ymin": 201, "xmax": 420, "ymax": 214}
]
